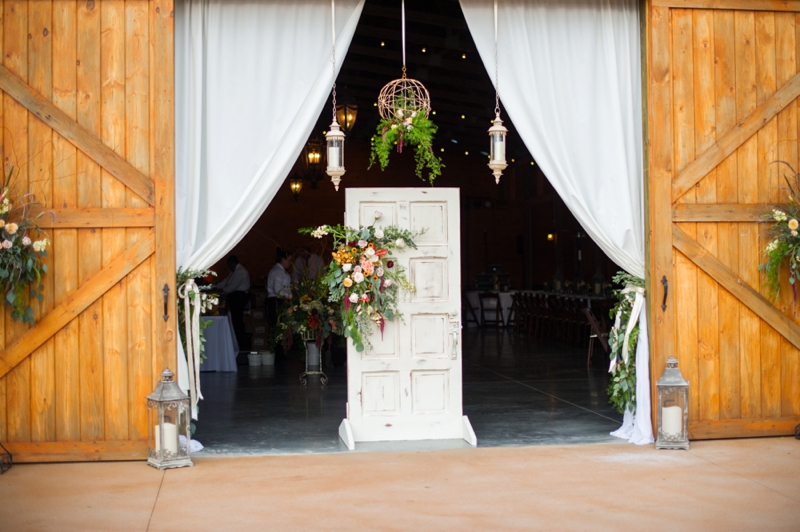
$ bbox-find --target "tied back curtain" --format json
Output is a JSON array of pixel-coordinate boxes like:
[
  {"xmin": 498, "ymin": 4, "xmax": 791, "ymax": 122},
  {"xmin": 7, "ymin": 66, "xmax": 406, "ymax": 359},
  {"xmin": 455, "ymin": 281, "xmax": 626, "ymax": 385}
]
[
  {"xmin": 175, "ymin": 0, "xmax": 365, "ymax": 271},
  {"xmin": 460, "ymin": 0, "xmax": 653, "ymax": 444}
]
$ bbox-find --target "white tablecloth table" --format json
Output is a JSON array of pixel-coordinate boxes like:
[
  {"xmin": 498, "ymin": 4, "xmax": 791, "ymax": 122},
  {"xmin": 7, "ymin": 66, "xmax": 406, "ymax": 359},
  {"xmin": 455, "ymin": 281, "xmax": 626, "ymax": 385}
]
[
  {"xmin": 201, "ymin": 315, "xmax": 239, "ymax": 372},
  {"xmin": 465, "ymin": 290, "xmax": 517, "ymax": 327}
]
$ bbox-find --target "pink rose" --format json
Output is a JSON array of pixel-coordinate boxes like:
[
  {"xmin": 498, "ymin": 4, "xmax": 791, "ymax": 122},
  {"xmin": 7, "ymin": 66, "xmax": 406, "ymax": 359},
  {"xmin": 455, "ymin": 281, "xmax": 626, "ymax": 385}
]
[
  {"xmin": 2, "ymin": 240, "xmax": 12, "ymax": 249},
  {"xmin": 358, "ymin": 240, "xmax": 368, "ymax": 248},
  {"xmin": 21, "ymin": 236, "xmax": 31, "ymax": 246}
]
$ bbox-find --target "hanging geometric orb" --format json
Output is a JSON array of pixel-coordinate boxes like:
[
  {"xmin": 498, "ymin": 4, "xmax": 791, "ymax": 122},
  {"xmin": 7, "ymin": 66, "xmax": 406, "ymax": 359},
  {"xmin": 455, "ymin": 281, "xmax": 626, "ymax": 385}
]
[{"xmin": 378, "ymin": 77, "xmax": 431, "ymax": 122}]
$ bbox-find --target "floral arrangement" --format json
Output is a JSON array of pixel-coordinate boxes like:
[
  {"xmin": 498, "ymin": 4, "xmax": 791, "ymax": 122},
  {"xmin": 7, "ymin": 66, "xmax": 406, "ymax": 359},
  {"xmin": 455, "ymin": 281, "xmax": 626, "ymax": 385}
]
[
  {"xmin": 301, "ymin": 212, "xmax": 419, "ymax": 353},
  {"xmin": 761, "ymin": 164, "xmax": 800, "ymax": 301},
  {"xmin": 0, "ymin": 168, "xmax": 50, "ymax": 324},
  {"xmin": 607, "ymin": 271, "xmax": 644, "ymax": 414},
  {"xmin": 176, "ymin": 267, "xmax": 219, "ymax": 364},
  {"xmin": 275, "ymin": 275, "xmax": 339, "ymax": 352},
  {"xmin": 369, "ymin": 109, "xmax": 444, "ymax": 185}
]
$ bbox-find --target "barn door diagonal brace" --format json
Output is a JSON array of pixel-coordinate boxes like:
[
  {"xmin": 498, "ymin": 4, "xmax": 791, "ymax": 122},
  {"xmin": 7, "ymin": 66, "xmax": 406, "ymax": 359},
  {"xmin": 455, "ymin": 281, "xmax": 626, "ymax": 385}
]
[{"xmin": 673, "ymin": 225, "xmax": 800, "ymax": 350}]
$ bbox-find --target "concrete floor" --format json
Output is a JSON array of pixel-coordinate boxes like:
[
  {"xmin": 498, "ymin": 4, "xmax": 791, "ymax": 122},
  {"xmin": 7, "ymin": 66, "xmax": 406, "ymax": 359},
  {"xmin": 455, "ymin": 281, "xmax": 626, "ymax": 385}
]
[
  {"xmin": 1, "ymin": 438, "xmax": 798, "ymax": 531},
  {"xmin": 193, "ymin": 329, "xmax": 624, "ymax": 455}
]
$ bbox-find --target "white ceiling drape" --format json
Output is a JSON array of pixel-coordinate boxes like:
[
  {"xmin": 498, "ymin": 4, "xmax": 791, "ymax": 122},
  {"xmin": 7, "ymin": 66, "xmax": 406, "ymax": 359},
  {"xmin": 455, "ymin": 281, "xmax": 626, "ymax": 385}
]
[
  {"xmin": 175, "ymin": 0, "xmax": 365, "ymax": 270},
  {"xmin": 460, "ymin": 0, "xmax": 653, "ymax": 445}
]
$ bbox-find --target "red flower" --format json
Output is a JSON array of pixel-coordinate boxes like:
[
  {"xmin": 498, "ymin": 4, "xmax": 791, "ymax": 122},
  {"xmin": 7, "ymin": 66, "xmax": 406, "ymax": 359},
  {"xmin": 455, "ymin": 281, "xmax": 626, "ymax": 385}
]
[
  {"xmin": 376, "ymin": 248, "xmax": 388, "ymax": 256},
  {"xmin": 387, "ymin": 260, "xmax": 394, "ymax": 268}
]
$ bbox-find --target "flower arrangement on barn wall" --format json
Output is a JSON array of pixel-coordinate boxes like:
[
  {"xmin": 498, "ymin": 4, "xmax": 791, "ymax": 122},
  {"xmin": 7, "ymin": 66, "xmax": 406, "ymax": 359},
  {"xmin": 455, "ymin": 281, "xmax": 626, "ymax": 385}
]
[
  {"xmin": 760, "ymin": 163, "xmax": 800, "ymax": 302},
  {"xmin": 0, "ymin": 168, "xmax": 50, "ymax": 324},
  {"xmin": 302, "ymin": 211, "xmax": 419, "ymax": 353}
]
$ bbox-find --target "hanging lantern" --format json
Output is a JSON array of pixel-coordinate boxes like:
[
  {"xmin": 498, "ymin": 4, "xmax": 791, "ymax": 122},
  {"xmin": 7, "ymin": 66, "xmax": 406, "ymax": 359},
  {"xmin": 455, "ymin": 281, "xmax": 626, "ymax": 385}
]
[
  {"xmin": 325, "ymin": 0, "xmax": 345, "ymax": 191},
  {"xmin": 336, "ymin": 98, "xmax": 358, "ymax": 132},
  {"xmin": 488, "ymin": 114, "xmax": 507, "ymax": 184},
  {"xmin": 147, "ymin": 368, "xmax": 193, "ymax": 470},
  {"xmin": 655, "ymin": 356, "xmax": 690, "ymax": 450},
  {"xmin": 289, "ymin": 173, "xmax": 304, "ymax": 201},
  {"xmin": 326, "ymin": 121, "xmax": 346, "ymax": 191}
]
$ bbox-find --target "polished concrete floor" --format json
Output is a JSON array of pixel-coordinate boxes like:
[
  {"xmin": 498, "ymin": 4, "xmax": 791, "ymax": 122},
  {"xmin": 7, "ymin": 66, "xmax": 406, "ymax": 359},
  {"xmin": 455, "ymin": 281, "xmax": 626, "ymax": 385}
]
[{"xmin": 194, "ymin": 329, "xmax": 624, "ymax": 455}]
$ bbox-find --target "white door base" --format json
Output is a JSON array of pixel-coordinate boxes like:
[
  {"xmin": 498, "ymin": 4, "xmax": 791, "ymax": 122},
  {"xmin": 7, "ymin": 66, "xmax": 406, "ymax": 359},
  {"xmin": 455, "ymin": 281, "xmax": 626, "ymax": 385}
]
[{"xmin": 338, "ymin": 416, "xmax": 477, "ymax": 451}]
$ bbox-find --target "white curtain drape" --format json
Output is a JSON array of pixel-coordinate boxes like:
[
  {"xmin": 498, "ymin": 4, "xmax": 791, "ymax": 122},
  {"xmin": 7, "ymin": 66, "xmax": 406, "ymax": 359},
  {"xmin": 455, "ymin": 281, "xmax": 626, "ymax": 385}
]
[
  {"xmin": 460, "ymin": 0, "xmax": 653, "ymax": 444},
  {"xmin": 174, "ymin": 0, "xmax": 364, "ymax": 394},
  {"xmin": 175, "ymin": 0, "xmax": 365, "ymax": 271}
]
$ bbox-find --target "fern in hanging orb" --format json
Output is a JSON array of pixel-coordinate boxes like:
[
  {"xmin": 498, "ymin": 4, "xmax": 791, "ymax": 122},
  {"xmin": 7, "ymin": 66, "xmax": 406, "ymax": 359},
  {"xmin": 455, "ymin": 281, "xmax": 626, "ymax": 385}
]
[{"xmin": 370, "ymin": 78, "xmax": 443, "ymax": 185}]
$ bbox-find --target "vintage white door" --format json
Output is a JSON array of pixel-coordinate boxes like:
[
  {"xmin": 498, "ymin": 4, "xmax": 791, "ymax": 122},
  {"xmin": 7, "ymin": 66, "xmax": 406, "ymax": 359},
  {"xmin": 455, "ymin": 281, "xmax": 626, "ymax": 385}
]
[{"xmin": 338, "ymin": 188, "xmax": 476, "ymax": 449}]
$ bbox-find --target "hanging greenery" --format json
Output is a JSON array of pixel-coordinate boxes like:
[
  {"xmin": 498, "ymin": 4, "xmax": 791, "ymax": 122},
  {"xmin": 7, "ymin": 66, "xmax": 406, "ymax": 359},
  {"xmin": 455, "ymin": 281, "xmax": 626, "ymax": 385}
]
[
  {"xmin": 607, "ymin": 271, "xmax": 644, "ymax": 414},
  {"xmin": 369, "ymin": 108, "xmax": 444, "ymax": 185}
]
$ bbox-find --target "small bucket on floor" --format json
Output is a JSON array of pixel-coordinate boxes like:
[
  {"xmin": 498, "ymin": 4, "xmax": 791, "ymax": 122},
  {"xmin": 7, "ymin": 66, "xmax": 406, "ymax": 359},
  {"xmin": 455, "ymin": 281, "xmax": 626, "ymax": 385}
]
[
  {"xmin": 247, "ymin": 352, "xmax": 262, "ymax": 366},
  {"xmin": 261, "ymin": 351, "xmax": 275, "ymax": 366}
]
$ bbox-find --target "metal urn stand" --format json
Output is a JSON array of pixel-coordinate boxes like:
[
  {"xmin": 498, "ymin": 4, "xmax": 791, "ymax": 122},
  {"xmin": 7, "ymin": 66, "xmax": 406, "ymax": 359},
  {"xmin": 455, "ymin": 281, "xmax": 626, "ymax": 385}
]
[{"xmin": 300, "ymin": 330, "xmax": 328, "ymax": 386}]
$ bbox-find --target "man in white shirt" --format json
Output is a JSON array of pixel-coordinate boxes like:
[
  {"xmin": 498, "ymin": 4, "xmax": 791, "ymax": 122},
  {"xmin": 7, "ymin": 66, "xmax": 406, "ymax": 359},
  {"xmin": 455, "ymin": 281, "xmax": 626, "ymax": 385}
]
[
  {"xmin": 266, "ymin": 248, "xmax": 292, "ymax": 329},
  {"xmin": 215, "ymin": 255, "xmax": 250, "ymax": 350}
]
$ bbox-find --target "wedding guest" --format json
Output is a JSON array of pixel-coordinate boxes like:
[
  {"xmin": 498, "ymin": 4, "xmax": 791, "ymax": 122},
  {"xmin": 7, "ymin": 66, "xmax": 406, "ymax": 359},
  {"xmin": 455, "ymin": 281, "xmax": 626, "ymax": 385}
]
[
  {"xmin": 215, "ymin": 255, "xmax": 250, "ymax": 350},
  {"xmin": 267, "ymin": 248, "xmax": 292, "ymax": 327},
  {"xmin": 292, "ymin": 247, "xmax": 326, "ymax": 283}
]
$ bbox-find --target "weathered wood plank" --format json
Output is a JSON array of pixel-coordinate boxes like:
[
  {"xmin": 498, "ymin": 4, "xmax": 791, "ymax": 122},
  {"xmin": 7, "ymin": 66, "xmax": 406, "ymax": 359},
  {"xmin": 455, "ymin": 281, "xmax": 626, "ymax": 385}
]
[
  {"xmin": 0, "ymin": 0, "xmax": 8, "ymax": 445},
  {"xmin": 0, "ymin": 65, "xmax": 155, "ymax": 206},
  {"xmin": 76, "ymin": 0, "xmax": 104, "ymax": 443},
  {"xmin": 673, "ymin": 9, "xmax": 701, "ymax": 423},
  {"xmin": 714, "ymin": 9, "xmax": 742, "ymax": 422},
  {"xmin": 688, "ymin": 416, "xmax": 800, "ymax": 439},
  {"xmin": 0, "ymin": 233, "xmax": 154, "ymax": 380},
  {"xmin": 152, "ymin": 0, "xmax": 177, "ymax": 379},
  {"xmin": 101, "ymin": 0, "xmax": 129, "ymax": 442},
  {"xmin": 53, "ymin": 0, "xmax": 80, "ymax": 443},
  {"xmin": 694, "ymin": 9, "xmax": 720, "ymax": 423},
  {"xmin": 674, "ymin": 225, "xmax": 800, "ymax": 348},
  {"xmin": 4, "ymin": 0, "xmax": 31, "ymax": 444},
  {"xmin": 653, "ymin": 1, "xmax": 800, "ymax": 11},
  {"xmin": 126, "ymin": 0, "xmax": 152, "ymax": 441},
  {"xmin": 735, "ymin": 11, "xmax": 762, "ymax": 420},
  {"xmin": 672, "ymin": 203, "xmax": 784, "ymax": 221},
  {"xmin": 648, "ymin": 6, "xmax": 676, "ymax": 431},
  {"xmin": 672, "ymin": 71, "xmax": 800, "ymax": 202},
  {"xmin": 4, "ymin": 439, "xmax": 147, "ymax": 462},
  {"xmin": 36, "ymin": 208, "xmax": 155, "ymax": 228},
  {"xmin": 28, "ymin": 0, "xmax": 56, "ymax": 444}
]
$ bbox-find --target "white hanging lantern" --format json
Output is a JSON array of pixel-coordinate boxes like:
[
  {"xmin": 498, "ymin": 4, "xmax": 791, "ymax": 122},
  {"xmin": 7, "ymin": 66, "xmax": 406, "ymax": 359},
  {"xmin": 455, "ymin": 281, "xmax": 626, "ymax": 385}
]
[
  {"xmin": 326, "ymin": 121, "xmax": 346, "ymax": 191},
  {"xmin": 325, "ymin": 0, "xmax": 345, "ymax": 191},
  {"xmin": 488, "ymin": 0, "xmax": 508, "ymax": 185},
  {"xmin": 488, "ymin": 114, "xmax": 507, "ymax": 184}
]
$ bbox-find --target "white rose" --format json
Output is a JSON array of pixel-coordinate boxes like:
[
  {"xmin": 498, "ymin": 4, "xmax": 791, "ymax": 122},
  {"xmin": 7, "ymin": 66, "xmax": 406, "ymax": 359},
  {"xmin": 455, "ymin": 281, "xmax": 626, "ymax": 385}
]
[
  {"xmin": 353, "ymin": 272, "xmax": 365, "ymax": 283},
  {"xmin": 374, "ymin": 229, "xmax": 384, "ymax": 239},
  {"xmin": 342, "ymin": 263, "xmax": 352, "ymax": 272},
  {"xmin": 374, "ymin": 211, "xmax": 382, "ymax": 220},
  {"xmin": 365, "ymin": 247, "xmax": 375, "ymax": 257},
  {"xmin": 370, "ymin": 255, "xmax": 379, "ymax": 263},
  {"xmin": 395, "ymin": 238, "xmax": 405, "ymax": 248},
  {"xmin": 384, "ymin": 279, "xmax": 393, "ymax": 287},
  {"xmin": 349, "ymin": 293, "xmax": 358, "ymax": 303}
]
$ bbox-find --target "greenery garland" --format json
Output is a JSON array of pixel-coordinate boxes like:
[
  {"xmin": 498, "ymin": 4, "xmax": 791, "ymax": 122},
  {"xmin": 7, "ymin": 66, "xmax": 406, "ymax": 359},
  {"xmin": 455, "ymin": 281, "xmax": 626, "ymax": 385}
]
[
  {"xmin": 368, "ymin": 111, "xmax": 444, "ymax": 185},
  {"xmin": 176, "ymin": 268, "xmax": 218, "ymax": 365},
  {"xmin": 607, "ymin": 271, "xmax": 644, "ymax": 414}
]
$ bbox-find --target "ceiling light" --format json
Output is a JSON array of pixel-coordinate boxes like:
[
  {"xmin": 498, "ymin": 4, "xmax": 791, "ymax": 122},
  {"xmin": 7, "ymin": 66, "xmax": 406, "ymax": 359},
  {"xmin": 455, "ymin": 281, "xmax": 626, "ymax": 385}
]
[
  {"xmin": 440, "ymin": 148, "xmax": 445, "ymax": 152},
  {"xmin": 381, "ymin": 41, "xmax": 385, "ymax": 47},
  {"xmin": 461, "ymin": 114, "xmax": 465, "ymax": 119},
  {"xmin": 465, "ymin": 151, "xmax": 469, "ymax": 155},
  {"xmin": 432, "ymin": 110, "xmax": 436, "ymax": 115},
  {"xmin": 462, "ymin": 53, "xmax": 466, "ymax": 59},
  {"xmin": 422, "ymin": 47, "xmax": 426, "ymax": 53}
]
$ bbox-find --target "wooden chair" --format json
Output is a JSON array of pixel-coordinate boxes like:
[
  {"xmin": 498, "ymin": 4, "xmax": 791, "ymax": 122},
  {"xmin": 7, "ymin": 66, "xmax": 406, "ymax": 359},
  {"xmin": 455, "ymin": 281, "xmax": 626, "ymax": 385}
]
[
  {"xmin": 582, "ymin": 307, "xmax": 609, "ymax": 367},
  {"xmin": 463, "ymin": 291, "xmax": 480, "ymax": 328},
  {"xmin": 479, "ymin": 292, "xmax": 503, "ymax": 328}
]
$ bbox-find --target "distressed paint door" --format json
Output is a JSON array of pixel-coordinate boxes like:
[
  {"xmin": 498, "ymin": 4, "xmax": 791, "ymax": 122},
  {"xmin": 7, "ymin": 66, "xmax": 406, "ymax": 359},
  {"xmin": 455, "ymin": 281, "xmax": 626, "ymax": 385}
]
[
  {"xmin": 339, "ymin": 188, "xmax": 476, "ymax": 448},
  {"xmin": 648, "ymin": 2, "xmax": 800, "ymax": 439},
  {"xmin": 0, "ymin": 0, "xmax": 176, "ymax": 462}
]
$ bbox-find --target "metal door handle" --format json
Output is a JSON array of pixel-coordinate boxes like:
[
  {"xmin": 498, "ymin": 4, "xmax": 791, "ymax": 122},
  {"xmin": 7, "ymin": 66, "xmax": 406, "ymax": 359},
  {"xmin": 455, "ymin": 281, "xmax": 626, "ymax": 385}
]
[
  {"xmin": 661, "ymin": 275, "xmax": 668, "ymax": 311},
  {"xmin": 163, "ymin": 284, "xmax": 170, "ymax": 322}
]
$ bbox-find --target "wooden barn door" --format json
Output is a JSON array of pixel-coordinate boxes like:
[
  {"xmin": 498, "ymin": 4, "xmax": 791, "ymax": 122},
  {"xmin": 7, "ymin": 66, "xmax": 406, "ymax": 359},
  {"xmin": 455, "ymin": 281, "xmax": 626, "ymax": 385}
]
[
  {"xmin": 649, "ymin": 1, "xmax": 800, "ymax": 439},
  {"xmin": 0, "ymin": 0, "xmax": 176, "ymax": 462}
]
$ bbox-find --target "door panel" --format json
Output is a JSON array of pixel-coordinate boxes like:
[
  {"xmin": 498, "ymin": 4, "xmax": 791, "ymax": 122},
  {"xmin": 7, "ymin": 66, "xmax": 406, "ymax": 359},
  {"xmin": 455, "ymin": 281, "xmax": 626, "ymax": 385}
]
[
  {"xmin": 343, "ymin": 188, "xmax": 473, "ymax": 445},
  {"xmin": 0, "ymin": 0, "xmax": 175, "ymax": 462},
  {"xmin": 648, "ymin": 3, "xmax": 800, "ymax": 439}
]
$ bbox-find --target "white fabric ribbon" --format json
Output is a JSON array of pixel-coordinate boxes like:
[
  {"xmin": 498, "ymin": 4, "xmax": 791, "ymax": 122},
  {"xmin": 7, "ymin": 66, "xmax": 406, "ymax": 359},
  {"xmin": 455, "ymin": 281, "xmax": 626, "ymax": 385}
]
[
  {"xmin": 178, "ymin": 279, "xmax": 204, "ymax": 420},
  {"xmin": 609, "ymin": 285, "xmax": 645, "ymax": 373}
]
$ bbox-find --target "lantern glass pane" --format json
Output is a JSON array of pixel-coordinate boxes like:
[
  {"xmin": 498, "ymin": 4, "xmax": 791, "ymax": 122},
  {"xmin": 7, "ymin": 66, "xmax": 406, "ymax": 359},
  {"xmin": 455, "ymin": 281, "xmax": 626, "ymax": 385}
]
[
  {"xmin": 658, "ymin": 386, "xmax": 687, "ymax": 441},
  {"xmin": 491, "ymin": 132, "xmax": 505, "ymax": 163},
  {"xmin": 328, "ymin": 140, "xmax": 343, "ymax": 168}
]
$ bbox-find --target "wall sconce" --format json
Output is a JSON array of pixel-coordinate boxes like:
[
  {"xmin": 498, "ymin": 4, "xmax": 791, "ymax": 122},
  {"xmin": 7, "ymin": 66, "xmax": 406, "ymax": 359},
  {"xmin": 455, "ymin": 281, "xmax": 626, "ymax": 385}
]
[{"xmin": 289, "ymin": 173, "xmax": 304, "ymax": 202}]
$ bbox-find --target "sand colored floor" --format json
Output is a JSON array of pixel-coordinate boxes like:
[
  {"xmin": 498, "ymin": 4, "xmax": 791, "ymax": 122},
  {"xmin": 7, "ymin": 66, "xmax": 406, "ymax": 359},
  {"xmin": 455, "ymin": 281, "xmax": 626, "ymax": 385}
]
[{"xmin": 1, "ymin": 437, "xmax": 798, "ymax": 531}]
